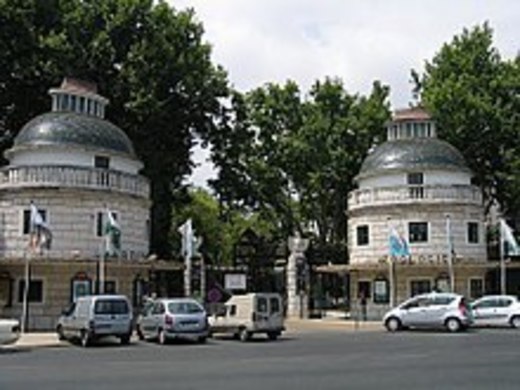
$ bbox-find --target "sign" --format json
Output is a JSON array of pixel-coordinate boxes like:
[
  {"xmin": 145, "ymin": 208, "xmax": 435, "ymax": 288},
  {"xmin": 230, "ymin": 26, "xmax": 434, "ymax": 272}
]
[
  {"xmin": 225, "ymin": 274, "xmax": 247, "ymax": 290},
  {"xmin": 207, "ymin": 288, "xmax": 223, "ymax": 303}
]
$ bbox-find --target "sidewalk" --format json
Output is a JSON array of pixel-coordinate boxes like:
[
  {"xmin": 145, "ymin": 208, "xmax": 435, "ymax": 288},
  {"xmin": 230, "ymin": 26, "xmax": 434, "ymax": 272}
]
[
  {"xmin": 12, "ymin": 332, "xmax": 65, "ymax": 349},
  {"xmin": 9, "ymin": 319, "xmax": 383, "ymax": 349},
  {"xmin": 285, "ymin": 317, "xmax": 382, "ymax": 333}
]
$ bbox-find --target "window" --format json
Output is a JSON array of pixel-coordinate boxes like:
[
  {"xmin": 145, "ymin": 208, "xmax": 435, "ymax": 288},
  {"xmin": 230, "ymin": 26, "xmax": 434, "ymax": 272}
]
[
  {"xmin": 467, "ymin": 222, "xmax": 479, "ymax": 244},
  {"xmin": 96, "ymin": 211, "xmax": 118, "ymax": 237},
  {"xmin": 407, "ymin": 173, "xmax": 424, "ymax": 198},
  {"xmin": 409, "ymin": 222, "xmax": 428, "ymax": 243},
  {"xmin": 410, "ymin": 279, "xmax": 431, "ymax": 297},
  {"xmin": 497, "ymin": 298, "xmax": 513, "ymax": 308},
  {"xmin": 256, "ymin": 297, "xmax": 268, "ymax": 313},
  {"xmin": 407, "ymin": 173, "xmax": 423, "ymax": 185},
  {"xmin": 168, "ymin": 301, "xmax": 203, "ymax": 314},
  {"xmin": 79, "ymin": 97, "xmax": 85, "ymax": 113},
  {"xmin": 23, "ymin": 209, "xmax": 47, "ymax": 235},
  {"xmin": 473, "ymin": 298, "xmax": 495, "ymax": 309},
  {"xmin": 94, "ymin": 155, "xmax": 110, "ymax": 169},
  {"xmin": 270, "ymin": 297, "xmax": 281, "ymax": 314},
  {"xmin": 62, "ymin": 94, "xmax": 69, "ymax": 110},
  {"xmin": 228, "ymin": 305, "xmax": 237, "ymax": 316},
  {"xmin": 431, "ymin": 296, "xmax": 455, "ymax": 305},
  {"xmin": 356, "ymin": 225, "xmax": 369, "ymax": 246},
  {"xmin": 358, "ymin": 281, "xmax": 371, "ymax": 299},
  {"xmin": 71, "ymin": 277, "xmax": 91, "ymax": 302},
  {"xmin": 18, "ymin": 280, "xmax": 43, "ymax": 303},
  {"xmin": 151, "ymin": 302, "xmax": 165, "ymax": 315},
  {"xmin": 70, "ymin": 95, "xmax": 77, "ymax": 111},
  {"xmin": 469, "ymin": 278, "xmax": 483, "ymax": 299},
  {"xmin": 95, "ymin": 299, "xmax": 129, "ymax": 315},
  {"xmin": 373, "ymin": 279, "xmax": 389, "ymax": 304}
]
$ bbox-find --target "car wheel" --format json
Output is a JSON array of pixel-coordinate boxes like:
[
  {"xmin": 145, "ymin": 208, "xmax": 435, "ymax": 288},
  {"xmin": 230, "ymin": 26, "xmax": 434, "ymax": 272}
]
[
  {"xmin": 158, "ymin": 329, "xmax": 167, "ymax": 345},
  {"xmin": 239, "ymin": 328, "xmax": 251, "ymax": 342},
  {"xmin": 267, "ymin": 332, "xmax": 279, "ymax": 341},
  {"xmin": 385, "ymin": 317, "xmax": 402, "ymax": 332},
  {"xmin": 80, "ymin": 330, "xmax": 91, "ymax": 348},
  {"xmin": 198, "ymin": 336, "xmax": 207, "ymax": 344},
  {"xmin": 510, "ymin": 316, "xmax": 520, "ymax": 329},
  {"xmin": 445, "ymin": 317, "xmax": 461, "ymax": 332},
  {"xmin": 56, "ymin": 325, "xmax": 65, "ymax": 341}
]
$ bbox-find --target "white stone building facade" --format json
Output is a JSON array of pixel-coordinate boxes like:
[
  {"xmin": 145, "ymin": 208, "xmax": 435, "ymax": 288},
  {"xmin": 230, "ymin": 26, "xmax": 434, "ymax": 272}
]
[
  {"xmin": 0, "ymin": 79, "xmax": 166, "ymax": 330},
  {"xmin": 347, "ymin": 108, "xmax": 490, "ymax": 319}
]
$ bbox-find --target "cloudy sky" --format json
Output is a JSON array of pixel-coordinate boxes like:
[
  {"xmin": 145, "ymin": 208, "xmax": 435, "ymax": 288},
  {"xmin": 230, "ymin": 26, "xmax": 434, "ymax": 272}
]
[{"xmin": 170, "ymin": 0, "xmax": 520, "ymax": 187}]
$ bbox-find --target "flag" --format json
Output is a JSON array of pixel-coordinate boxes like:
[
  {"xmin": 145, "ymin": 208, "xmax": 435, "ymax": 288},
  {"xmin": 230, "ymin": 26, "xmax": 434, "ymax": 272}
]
[
  {"xmin": 389, "ymin": 226, "xmax": 410, "ymax": 258},
  {"xmin": 29, "ymin": 203, "xmax": 52, "ymax": 251},
  {"xmin": 104, "ymin": 209, "xmax": 121, "ymax": 256},
  {"xmin": 178, "ymin": 218, "xmax": 193, "ymax": 259},
  {"xmin": 500, "ymin": 219, "xmax": 520, "ymax": 256}
]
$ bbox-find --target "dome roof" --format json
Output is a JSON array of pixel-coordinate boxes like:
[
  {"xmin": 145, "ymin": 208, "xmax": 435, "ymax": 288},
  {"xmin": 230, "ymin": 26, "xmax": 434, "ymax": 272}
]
[
  {"xmin": 357, "ymin": 138, "xmax": 470, "ymax": 180},
  {"xmin": 12, "ymin": 112, "xmax": 136, "ymax": 157}
]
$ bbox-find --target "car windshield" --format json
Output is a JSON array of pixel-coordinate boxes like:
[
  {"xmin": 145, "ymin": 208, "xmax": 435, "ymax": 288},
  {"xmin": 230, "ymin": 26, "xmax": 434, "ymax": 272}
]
[
  {"xmin": 168, "ymin": 301, "xmax": 204, "ymax": 314},
  {"xmin": 94, "ymin": 299, "xmax": 129, "ymax": 315}
]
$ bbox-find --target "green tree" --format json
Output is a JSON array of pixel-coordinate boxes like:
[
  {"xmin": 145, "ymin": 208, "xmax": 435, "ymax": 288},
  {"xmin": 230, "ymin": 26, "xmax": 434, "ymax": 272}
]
[
  {"xmin": 412, "ymin": 23, "xmax": 520, "ymax": 216},
  {"xmin": 208, "ymin": 78, "xmax": 390, "ymax": 252},
  {"xmin": 170, "ymin": 188, "xmax": 278, "ymax": 265},
  {"xmin": 0, "ymin": 0, "xmax": 228, "ymax": 257}
]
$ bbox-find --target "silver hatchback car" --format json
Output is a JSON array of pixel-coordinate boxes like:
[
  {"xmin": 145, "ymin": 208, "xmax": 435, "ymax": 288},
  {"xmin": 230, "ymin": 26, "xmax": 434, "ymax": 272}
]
[
  {"xmin": 383, "ymin": 292, "xmax": 472, "ymax": 332},
  {"xmin": 138, "ymin": 298, "xmax": 209, "ymax": 344},
  {"xmin": 471, "ymin": 295, "xmax": 520, "ymax": 328}
]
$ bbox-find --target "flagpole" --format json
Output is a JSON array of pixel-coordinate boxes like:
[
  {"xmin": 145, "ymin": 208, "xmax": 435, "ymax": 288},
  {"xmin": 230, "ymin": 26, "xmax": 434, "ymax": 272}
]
[
  {"xmin": 446, "ymin": 215, "xmax": 455, "ymax": 292},
  {"xmin": 100, "ymin": 239, "xmax": 105, "ymax": 294},
  {"xmin": 387, "ymin": 217, "xmax": 395, "ymax": 307},
  {"xmin": 500, "ymin": 220, "xmax": 506, "ymax": 295},
  {"xmin": 21, "ymin": 250, "xmax": 30, "ymax": 333}
]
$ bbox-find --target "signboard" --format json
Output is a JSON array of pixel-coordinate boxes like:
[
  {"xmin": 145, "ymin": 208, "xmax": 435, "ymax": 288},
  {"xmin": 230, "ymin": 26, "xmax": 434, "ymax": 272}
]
[{"xmin": 225, "ymin": 274, "xmax": 247, "ymax": 290}]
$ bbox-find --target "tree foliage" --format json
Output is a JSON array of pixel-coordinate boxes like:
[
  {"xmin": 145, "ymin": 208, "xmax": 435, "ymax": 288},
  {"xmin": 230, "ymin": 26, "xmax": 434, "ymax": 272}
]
[
  {"xmin": 0, "ymin": 0, "xmax": 228, "ymax": 257},
  {"xmin": 207, "ymin": 78, "xmax": 390, "ymax": 252},
  {"xmin": 412, "ymin": 23, "xmax": 520, "ymax": 217}
]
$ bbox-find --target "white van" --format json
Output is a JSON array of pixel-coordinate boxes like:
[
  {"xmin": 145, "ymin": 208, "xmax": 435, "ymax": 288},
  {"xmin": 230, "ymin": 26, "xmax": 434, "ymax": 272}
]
[
  {"xmin": 56, "ymin": 295, "xmax": 133, "ymax": 347},
  {"xmin": 208, "ymin": 293, "xmax": 285, "ymax": 341}
]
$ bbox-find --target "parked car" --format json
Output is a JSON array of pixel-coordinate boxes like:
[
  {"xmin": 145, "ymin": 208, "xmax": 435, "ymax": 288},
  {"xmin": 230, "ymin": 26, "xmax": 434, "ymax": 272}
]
[
  {"xmin": 383, "ymin": 292, "xmax": 472, "ymax": 332},
  {"xmin": 470, "ymin": 295, "xmax": 520, "ymax": 328},
  {"xmin": 56, "ymin": 295, "xmax": 133, "ymax": 347},
  {"xmin": 208, "ymin": 293, "xmax": 285, "ymax": 341},
  {"xmin": 138, "ymin": 298, "xmax": 208, "ymax": 344},
  {"xmin": 0, "ymin": 318, "xmax": 20, "ymax": 346}
]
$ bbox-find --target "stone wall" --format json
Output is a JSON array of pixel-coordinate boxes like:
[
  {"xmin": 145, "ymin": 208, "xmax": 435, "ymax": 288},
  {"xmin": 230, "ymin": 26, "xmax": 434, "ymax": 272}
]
[
  {"xmin": 0, "ymin": 188, "xmax": 151, "ymax": 260},
  {"xmin": 349, "ymin": 203, "xmax": 487, "ymax": 264}
]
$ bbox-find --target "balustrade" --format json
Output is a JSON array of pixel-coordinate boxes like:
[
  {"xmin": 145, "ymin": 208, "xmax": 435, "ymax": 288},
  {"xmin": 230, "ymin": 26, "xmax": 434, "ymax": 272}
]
[
  {"xmin": 349, "ymin": 184, "xmax": 482, "ymax": 209},
  {"xmin": 0, "ymin": 165, "xmax": 149, "ymax": 197}
]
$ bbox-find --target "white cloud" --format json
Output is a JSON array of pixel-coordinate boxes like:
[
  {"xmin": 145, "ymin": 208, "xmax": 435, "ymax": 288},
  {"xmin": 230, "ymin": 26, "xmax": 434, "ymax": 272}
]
[{"xmin": 170, "ymin": 0, "xmax": 520, "ymax": 187}]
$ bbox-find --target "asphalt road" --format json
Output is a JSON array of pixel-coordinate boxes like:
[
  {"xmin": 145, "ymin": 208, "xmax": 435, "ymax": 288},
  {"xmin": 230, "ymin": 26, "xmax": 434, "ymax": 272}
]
[{"xmin": 1, "ymin": 328, "xmax": 519, "ymax": 390}]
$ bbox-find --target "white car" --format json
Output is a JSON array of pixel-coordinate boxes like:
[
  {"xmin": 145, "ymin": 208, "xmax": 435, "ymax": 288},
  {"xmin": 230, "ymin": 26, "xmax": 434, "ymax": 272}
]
[
  {"xmin": 209, "ymin": 293, "xmax": 285, "ymax": 341},
  {"xmin": 383, "ymin": 292, "xmax": 472, "ymax": 332},
  {"xmin": 471, "ymin": 295, "xmax": 520, "ymax": 328},
  {"xmin": 0, "ymin": 318, "xmax": 21, "ymax": 345}
]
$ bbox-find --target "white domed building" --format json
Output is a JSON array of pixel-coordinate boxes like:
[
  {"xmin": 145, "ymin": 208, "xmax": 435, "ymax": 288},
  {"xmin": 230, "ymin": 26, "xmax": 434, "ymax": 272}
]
[
  {"xmin": 0, "ymin": 78, "xmax": 173, "ymax": 329},
  {"xmin": 347, "ymin": 107, "xmax": 489, "ymax": 319}
]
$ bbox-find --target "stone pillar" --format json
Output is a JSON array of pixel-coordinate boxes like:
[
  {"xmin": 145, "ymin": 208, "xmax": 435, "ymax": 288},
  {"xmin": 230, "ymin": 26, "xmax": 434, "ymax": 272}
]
[{"xmin": 286, "ymin": 234, "xmax": 309, "ymax": 318}]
